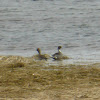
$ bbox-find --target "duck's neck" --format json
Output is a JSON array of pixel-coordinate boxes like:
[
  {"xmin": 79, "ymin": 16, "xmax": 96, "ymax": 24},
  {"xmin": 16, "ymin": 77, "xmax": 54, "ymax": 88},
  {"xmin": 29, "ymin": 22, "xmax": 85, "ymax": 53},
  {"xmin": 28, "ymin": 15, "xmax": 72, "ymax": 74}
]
[
  {"xmin": 58, "ymin": 49, "xmax": 61, "ymax": 53},
  {"xmin": 38, "ymin": 51, "xmax": 41, "ymax": 55}
]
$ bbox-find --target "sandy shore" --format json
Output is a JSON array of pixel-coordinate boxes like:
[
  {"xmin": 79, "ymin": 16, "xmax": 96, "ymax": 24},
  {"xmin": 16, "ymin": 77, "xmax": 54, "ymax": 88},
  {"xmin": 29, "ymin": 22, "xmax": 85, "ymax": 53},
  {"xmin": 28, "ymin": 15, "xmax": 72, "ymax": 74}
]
[{"xmin": 0, "ymin": 55, "xmax": 100, "ymax": 100}]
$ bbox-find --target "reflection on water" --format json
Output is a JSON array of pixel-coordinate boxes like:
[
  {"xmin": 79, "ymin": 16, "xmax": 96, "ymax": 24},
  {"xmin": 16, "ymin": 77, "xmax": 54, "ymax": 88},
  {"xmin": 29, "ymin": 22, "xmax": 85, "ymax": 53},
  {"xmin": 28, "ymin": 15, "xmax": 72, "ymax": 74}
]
[{"xmin": 0, "ymin": 0, "xmax": 100, "ymax": 64}]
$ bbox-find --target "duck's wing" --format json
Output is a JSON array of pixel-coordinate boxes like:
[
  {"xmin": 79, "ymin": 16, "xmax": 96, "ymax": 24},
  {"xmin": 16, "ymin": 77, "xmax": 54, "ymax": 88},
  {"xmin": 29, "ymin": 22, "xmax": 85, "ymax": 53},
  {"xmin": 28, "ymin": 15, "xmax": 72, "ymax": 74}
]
[
  {"xmin": 52, "ymin": 53, "xmax": 59, "ymax": 57},
  {"xmin": 33, "ymin": 54, "xmax": 51, "ymax": 60},
  {"xmin": 41, "ymin": 54, "xmax": 51, "ymax": 60},
  {"xmin": 52, "ymin": 52, "xmax": 62, "ymax": 60}
]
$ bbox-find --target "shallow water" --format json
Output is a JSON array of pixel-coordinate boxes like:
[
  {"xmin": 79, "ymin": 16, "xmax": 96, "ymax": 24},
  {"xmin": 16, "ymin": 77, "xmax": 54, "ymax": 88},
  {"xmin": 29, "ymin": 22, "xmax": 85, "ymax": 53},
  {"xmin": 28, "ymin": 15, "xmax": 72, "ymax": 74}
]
[{"xmin": 0, "ymin": 0, "xmax": 100, "ymax": 64}]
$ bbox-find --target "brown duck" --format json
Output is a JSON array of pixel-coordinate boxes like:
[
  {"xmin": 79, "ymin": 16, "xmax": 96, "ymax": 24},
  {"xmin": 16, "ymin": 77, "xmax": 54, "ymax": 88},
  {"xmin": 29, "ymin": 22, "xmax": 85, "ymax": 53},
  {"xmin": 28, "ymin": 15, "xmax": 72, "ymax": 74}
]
[{"xmin": 36, "ymin": 48, "xmax": 50, "ymax": 60}]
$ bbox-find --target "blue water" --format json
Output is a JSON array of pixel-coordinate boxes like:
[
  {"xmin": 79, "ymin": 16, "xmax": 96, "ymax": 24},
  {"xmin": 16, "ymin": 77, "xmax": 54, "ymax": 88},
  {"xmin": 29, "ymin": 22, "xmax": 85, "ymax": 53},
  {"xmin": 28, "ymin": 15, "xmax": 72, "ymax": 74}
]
[{"xmin": 0, "ymin": 0, "xmax": 100, "ymax": 64}]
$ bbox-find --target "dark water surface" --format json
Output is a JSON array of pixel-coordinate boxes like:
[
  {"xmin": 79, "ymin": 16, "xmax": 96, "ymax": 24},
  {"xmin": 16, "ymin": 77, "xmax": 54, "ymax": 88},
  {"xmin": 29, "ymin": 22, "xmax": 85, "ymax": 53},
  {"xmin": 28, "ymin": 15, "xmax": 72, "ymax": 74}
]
[{"xmin": 0, "ymin": 0, "xmax": 100, "ymax": 64}]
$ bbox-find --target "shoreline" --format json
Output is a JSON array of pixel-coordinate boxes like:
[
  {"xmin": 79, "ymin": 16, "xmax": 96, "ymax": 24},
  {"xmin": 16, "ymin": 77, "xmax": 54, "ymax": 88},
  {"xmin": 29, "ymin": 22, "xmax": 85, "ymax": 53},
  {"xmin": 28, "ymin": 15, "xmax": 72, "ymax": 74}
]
[{"xmin": 0, "ymin": 54, "xmax": 100, "ymax": 65}]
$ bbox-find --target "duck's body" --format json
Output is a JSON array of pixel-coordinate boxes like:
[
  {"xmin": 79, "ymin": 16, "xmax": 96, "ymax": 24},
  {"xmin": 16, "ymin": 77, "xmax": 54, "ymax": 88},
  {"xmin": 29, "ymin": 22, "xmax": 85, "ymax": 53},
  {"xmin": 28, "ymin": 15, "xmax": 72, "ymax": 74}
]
[
  {"xmin": 36, "ymin": 48, "xmax": 50, "ymax": 60},
  {"xmin": 52, "ymin": 46, "xmax": 69, "ymax": 60}
]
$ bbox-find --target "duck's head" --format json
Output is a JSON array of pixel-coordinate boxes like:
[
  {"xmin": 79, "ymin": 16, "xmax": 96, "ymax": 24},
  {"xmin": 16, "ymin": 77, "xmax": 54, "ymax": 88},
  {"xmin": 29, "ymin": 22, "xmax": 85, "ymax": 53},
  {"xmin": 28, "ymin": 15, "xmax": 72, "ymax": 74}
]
[
  {"xmin": 58, "ymin": 46, "xmax": 62, "ymax": 50},
  {"xmin": 37, "ymin": 48, "xmax": 41, "ymax": 54}
]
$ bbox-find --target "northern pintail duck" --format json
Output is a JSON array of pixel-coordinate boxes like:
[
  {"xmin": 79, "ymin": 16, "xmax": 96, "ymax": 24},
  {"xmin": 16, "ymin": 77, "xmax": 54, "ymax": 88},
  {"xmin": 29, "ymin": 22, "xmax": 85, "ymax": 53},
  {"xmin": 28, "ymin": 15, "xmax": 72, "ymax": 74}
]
[
  {"xmin": 36, "ymin": 48, "xmax": 50, "ymax": 60},
  {"xmin": 52, "ymin": 46, "xmax": 69, "ymax": 60}
]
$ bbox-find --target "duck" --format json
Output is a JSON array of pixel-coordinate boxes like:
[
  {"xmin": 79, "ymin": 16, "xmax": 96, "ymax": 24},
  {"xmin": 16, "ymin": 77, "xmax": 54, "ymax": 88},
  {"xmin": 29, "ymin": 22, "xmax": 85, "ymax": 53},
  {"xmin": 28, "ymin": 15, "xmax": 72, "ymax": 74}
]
[
  {"xmin": 36, "ymin": 48, "xmax": 50, "ymax": 60},
  {"xmin": 52, "ymin": 46, "xmax": 69, "ymax": 60}
]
